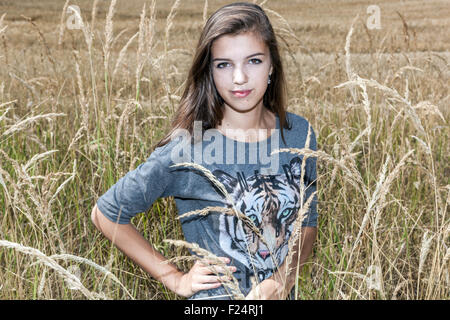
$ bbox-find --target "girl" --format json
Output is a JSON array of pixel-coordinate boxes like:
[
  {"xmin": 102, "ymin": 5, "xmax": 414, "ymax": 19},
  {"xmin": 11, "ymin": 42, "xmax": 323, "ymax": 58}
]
[{"xmin": 91, "ymin": 2, "xmax": 318, "ymax": 300}]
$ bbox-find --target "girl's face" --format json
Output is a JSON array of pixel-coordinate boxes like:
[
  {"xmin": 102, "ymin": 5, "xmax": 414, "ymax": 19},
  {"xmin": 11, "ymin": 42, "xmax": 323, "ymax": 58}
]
[{"xmin": 211, "ymin": 31, "xmax": 273, "ymax": 114}]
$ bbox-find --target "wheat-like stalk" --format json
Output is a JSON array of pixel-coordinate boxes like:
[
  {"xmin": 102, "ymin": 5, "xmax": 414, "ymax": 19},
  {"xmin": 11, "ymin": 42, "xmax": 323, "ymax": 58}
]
[
  {"xmin": 164, "ymin": 0, "xmax": 181, "ymax": 54},
  {"xmin": 176, "ymin": 206, "xmax": 235, "ymax": 220},
  {"xmin": 335, "ymin": 76, "xmax": 426, "ymax": 136},
  {"xmin": 112, "ymin": 32, "xmax": 139, "ymax": 88},
  {"xmin": 276, "ymin": 124, "xmax": 314, "ymax": 299},
  {"xmin": 0, "ymin": 13, "xmax": 7, "ymax": 64},
  {"xmin": 104, "ymin": 0, "xmax": 116, "ymax": 62},
  {"xmin": 0, "ymin": 13, "xmax": 7, "ymax": 35},
  {"xmin": 0, "ymin": 100, "xmax": 16, "ymax": 129},
  {"xmin": 159, "ymin": 0, "xmax": 181, "ymax": 113},
  {"xmin": 0, "ymin": 240, "xmax": 106, "ymax": 300},
  {"xmin": 65, "ymin": 4, "xmax": 97, "ymax": 124},
  {"xmin": 285, "ymin": 190, "xmax": 316, "ymax": 299},
  {"xmin": 418, "ymin": 230, "xmax": 434, "ymax": 275},
  {"xmin": 135, "ymin": 2, "xmax": 148, "ymax": 102},
  {"xmin": 103, "ymin": 0, "xmax": 117, "ymax": 115},
  {"xmin": 0, "ymin": 107, "xmax": 11, "ymax": 123},
  {"xmin": 57, "ymin": 0, "xmax": 70, "ymax": 47},
  {"xmin": 272, "ymin": 147, "xmax": 367, "ymax": 199},
  {"xmin": 73, "ymin": 50, "xmax": 89, "ymax": 138},
  {"xmin": 52, "ymin": 254, "xmax": 132, "ymax": 299},
  {"xmin": 358, "ymin": 81, "xmax": 372, "ymax": 140},
  {"xmin": 47, "ymin": 159, "xmax": 77, "ymax": 210},
  {"xmin": 0, "ymin": 164, "xmax": 14, "ymax": 217},
  {"xmin": 344, "ymin": 15, "xmax": 359, "ymax": 102},
  {"xmin": 91, "ymin": 0, "xmax": 99, "ymax": 35},
  {"xmin": 0, "ymin": 147, "xmax": 71, "ymax": 253},
  {"xmin": 0, "ymin": 152, "xmax": 40, "ymax": 232},
  {"xmin": 413, "ymin": 101, "xmax": 446, "ymax": 123},
  {"xmin": 114, "ymin": 100, "xmax": 138, "ymax": 173},
  {"xmin": 8, "ymin": 72, "xmax": 37, "ymax": 99},
  {"xmin": 354, "ymin": 149, "xmax": 415, "ymax": 251},
  {"xmin": 2, "ymin": 113, "xmax": 66, "ymax": 137},
  {"xmin": 22, "ymin": 150, "xmax": 59, "ymax": 173},
  {"xmin": 417, "ymin": 229, "xmax": 434, "ymax": 297},
  {"xmin": 0, "ymin": 99, "xmax": 16, "ymax": 109},
  {"xmin": 345, "ymin": 15, "xmax": 358, "ymax": 81},
  {"xmin": 202, "ymin": 0, "xmax": 208, "ymax": 28}
]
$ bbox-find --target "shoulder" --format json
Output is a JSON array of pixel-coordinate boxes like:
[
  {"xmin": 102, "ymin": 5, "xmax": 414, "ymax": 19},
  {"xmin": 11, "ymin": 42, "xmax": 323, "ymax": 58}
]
[
  {"xmin": 148, "ymin": 135, "xmax": 194, "ymax": 166},
  {"xmin": 283, "ymin": 111, "xmax": 317, "ymax": 149},
  {"xmin": 144, "ymin": 138, "xmax": 176, "ymax": 165}
]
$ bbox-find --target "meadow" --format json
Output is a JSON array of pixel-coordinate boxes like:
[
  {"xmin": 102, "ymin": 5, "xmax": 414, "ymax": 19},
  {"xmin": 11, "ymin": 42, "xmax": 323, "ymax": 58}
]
[{"xmin": 0, "ymin": 0, "xmax": 448, "ymax": 299}]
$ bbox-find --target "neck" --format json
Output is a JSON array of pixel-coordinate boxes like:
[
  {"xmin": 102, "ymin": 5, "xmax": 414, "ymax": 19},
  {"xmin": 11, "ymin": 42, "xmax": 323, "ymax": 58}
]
[
  {"xmin": 219, "ymin": 106, "xmax": 273, "ymax": 131},
  {"xmin": 216, "ymin": 106, "xmax": 276, "ymax": 142}
]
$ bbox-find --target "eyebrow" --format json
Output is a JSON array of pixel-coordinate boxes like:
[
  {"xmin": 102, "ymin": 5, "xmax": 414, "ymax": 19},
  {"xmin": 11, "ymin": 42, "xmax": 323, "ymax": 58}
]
[{"xmin": 212, "ymin": 52, "xmax": 265, "ymax": 62}]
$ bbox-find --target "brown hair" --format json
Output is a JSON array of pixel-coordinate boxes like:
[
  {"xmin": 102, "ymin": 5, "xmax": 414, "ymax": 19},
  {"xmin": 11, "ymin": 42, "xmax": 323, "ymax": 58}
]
[{"xmin": 153, "ymin": 2, "xmax": 291, "ymax": 149}]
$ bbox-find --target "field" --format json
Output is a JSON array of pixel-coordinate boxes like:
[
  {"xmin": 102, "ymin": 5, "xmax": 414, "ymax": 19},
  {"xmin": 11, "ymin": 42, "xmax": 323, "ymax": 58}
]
[{"xmin": 0, "ymin": 0, "xmax": 448, "ymax": 299}]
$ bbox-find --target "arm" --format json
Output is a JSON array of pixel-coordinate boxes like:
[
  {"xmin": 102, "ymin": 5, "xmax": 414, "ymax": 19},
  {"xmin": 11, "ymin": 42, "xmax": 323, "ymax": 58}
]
[
  {"xmin": 90, "ymin": 204, "xmax": 185, "ymax": 296},
  {"xmin": 245, "ymin": 226, "xmax": 317, "ymax": 300},
  {"xmin": 91, "ymin": 204, "xmax": 234, "ymax": 298}
]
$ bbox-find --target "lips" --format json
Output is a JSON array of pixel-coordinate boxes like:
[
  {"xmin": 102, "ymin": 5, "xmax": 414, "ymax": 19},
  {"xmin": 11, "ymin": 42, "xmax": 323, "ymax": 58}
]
[{"xmin": 231, "ymin": 89, "xmax": 252, "ymax": 98}]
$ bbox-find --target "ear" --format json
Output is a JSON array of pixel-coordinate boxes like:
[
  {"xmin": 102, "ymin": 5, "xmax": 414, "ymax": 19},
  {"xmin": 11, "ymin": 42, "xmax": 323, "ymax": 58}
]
[{"xmin": 269, "ymin": 64, "xmax": 273, "ymax": 76}]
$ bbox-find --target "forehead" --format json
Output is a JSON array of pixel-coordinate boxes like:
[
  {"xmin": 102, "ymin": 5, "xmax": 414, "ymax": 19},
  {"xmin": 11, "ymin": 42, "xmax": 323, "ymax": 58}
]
[{"xmin": 211, "ymin": 32, "xmax": 269, "ymax": 58}]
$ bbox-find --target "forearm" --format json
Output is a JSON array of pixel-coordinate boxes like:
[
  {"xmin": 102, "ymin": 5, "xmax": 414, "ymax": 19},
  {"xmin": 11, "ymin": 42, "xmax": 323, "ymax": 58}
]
[
  {"xmin": 272, "ymin": 226, "xmax": 317, "ymax": 297},
  {"xmin": 91, "ymin": 205, "xmax": 184, "ymax": 294}
]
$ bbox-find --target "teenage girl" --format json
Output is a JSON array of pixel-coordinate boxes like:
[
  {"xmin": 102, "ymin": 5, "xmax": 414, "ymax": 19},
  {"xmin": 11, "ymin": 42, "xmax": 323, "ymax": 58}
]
[{"xmin": 91, "ymin": 2, "xmax": 318, "ymax": 300}]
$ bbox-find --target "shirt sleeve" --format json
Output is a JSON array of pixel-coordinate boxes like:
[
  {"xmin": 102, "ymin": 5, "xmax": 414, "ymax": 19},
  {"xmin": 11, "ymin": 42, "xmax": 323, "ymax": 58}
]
[
  {"xmin": 96, "ymin": 146, "xmax": 174, "ymax": 224},
  {"xmin": 301, "ymin": 123, "xmax": 318, "ymax": 228}
]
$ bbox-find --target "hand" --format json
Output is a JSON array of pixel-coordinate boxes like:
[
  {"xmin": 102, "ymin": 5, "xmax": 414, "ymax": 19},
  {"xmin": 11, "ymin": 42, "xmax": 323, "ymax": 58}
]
[
  {"xmin": 175, "ymin": 257, "xmax": 237, "ymax": 298},
  {"xmin": 245, "ymin": 278, "xmax": 285, "ymax": 300}
]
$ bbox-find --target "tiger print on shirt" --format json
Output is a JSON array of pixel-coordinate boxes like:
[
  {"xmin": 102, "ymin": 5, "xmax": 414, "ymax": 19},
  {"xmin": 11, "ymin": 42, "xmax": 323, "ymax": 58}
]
[{"xmin": 212, "ymin": 156, "xmax": 308, "ymax": 284}]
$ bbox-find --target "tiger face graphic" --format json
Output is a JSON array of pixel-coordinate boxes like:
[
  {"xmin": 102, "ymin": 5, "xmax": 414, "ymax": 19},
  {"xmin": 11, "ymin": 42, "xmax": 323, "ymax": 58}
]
[{"xmin": 212, "ymin": 156, "xmax": 305, "ymax": 283}]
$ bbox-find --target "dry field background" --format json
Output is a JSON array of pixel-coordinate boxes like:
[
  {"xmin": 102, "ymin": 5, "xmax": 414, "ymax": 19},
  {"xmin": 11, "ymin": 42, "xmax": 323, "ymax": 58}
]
[{"xmin": 0, "ymin": 0, "xmax": 448, "ymax": 299}]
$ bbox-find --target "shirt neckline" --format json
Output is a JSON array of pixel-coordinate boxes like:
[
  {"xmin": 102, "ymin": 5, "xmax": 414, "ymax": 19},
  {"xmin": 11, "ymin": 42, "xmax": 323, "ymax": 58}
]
[{"xmin": 217, "ymin": 113, "xmax": 280, "ymax": 145}]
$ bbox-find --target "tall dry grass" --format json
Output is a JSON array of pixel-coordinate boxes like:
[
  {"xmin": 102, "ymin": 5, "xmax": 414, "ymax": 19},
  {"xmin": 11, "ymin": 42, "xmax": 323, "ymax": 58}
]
[{"xmin": 0, "ymin": 0, "xmax": 448, "ymax": 300}]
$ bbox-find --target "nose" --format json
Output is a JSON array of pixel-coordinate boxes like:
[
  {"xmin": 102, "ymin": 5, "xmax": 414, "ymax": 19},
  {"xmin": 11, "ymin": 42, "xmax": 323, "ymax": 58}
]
[
  {"xmin": 232, "ymin": 65, "xmax": 248, "ymax": 84},
  {"xmin": 258, "ymin": 250, "xmax": 270, "ymax": 260}
]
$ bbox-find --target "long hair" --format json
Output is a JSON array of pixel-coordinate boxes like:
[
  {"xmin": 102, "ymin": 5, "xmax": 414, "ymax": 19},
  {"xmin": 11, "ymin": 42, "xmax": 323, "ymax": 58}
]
[{"xmin": 153, "ymin": 2, "xmax": 291, "ymax": 150}]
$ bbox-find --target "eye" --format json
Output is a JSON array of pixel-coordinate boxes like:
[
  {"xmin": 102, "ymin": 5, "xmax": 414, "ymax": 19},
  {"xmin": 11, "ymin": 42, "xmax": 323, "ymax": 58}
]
[
  {"xmin": 216, "ymin": 62, "xmax": 230, "ymax": 69},
  {"xmin": 249, "ymin": 58, "xmax": 262, "ymax": 64},
  {"xmin": 248, "ymin": 214, "xmax": 259, "ymax": 226},
  {"xmin": 280, "ymin": 208, "xmax": 292, "ymax": 219}
]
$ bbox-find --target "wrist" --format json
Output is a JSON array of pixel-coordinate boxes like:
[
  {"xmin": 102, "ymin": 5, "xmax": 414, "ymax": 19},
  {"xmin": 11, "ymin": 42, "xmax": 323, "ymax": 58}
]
[
  {"xmin": 160, "ymin": 269, "xmax": 187, "ymax": 297},
  {"xmin": 171, "ymin": 271, "xmax": 193, "ymax": 298}
]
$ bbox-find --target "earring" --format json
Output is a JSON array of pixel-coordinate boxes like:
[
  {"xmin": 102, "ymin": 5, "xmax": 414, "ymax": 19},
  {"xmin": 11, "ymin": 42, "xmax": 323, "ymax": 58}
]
[{"xmin": 268, "ymin": 74, "xmax": 271, "ymax": 84}]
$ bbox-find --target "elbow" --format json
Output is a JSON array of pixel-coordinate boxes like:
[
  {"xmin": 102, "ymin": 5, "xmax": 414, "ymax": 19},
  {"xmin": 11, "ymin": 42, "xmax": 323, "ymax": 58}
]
[{"xmin": 91, "ymin": 204, "xmax": 100, "ymax": 229}]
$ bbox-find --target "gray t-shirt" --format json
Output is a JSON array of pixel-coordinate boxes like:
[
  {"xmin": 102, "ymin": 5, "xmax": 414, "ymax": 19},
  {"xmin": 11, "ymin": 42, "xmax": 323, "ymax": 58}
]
[{"xmin": 96, "ymin": 111, "xmax": 318, "ymax": 300}]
